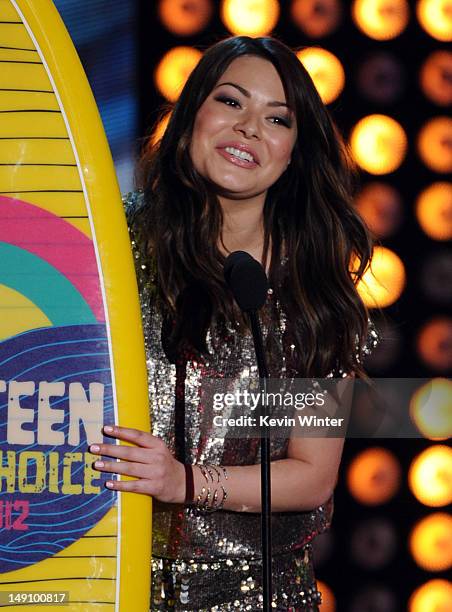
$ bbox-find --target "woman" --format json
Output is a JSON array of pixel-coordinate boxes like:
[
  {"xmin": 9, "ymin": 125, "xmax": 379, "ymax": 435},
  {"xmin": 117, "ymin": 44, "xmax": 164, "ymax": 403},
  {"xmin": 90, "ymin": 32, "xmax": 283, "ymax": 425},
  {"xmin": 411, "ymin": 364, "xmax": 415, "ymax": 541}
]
[{"xmin": 91, "ymin": 36, "xmax": 377, "ymax": 610}]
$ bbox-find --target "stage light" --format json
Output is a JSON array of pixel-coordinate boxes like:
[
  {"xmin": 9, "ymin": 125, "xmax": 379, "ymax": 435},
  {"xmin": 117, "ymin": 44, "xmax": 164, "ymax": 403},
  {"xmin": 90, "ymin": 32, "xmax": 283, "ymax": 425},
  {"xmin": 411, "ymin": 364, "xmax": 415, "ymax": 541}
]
[
  {"xmin": 350, "ymin": 115, "xmax": 407, "ymax": 175},
  {"xmin": 356, "ymin": 52, "xmax": 405, "ymax": 104},
  {"xmin": 150, "ymin": 112, "xmax": 171, "ymax": 147},
  {"xmin": 221, "ymin": 0, "xmax": 280, "ymax": 36},
  {"xmin": 296, "ymin": 48, "xmax": 345, "ymax": 104},
  {"xmin": 154, "ymin": 47, "xmax": 202, "ymax": 102},
  {"xmin": 291, "ymin": 0, "xmax": 342, "ymax": 38},
  {"xmin": 356, "ymin": 246, "xmax": 405, "ymax": 308},
  {"xmin": 416, "ymin": 182, "xmax": 452, "ymax": 241},
  {"xmin": 417, "ymin": 116, "xmax": 452, "ymax": 174},
  {"xmin": 352, "ymin": 0, "xmax": 410, "ymax": 40},
  {"xmin": 350, "ymin": 586, "xmax": 398, "ymax": 612},
  {"xmin": 420, "ymin": 251, "xmax": 452, "ymax": 304},
  {"xmin": 420, "ymin": 51, "xmax": 452, "ymax": 106},
  {"xmin": 350, "ymin": 518, "xmax": 397, "ymax": 569},
  {"xmin": 347, "ymin": 447, "xmax": 401, "ymax": 505},
  {"xmin": 316, "ymin": 580, "xmax": 335, "ymax": 611},
  {"xmin": 410, "ymin": 513, "xmax": 452, "ymax": 571},
  {"xmin": 410, "ymin": 378, "xmax": 452, "ymax": 440},
  {"xmin": 158, "ymin": 0, "xmax": 213, "ymax": 36},
  {"xmin": 355, "ymin": 182, "xmax": 403, "ymax": 238},
  {"xmin": 408, "ymin": 445, "xmax": 452, "ymax": 507},
  {"xmin": 416, "ymin": 0, "xmax": 452, "ymax": 41},
  {"xmin": 409, "ymin": 579, "xmax": 452, "ymax": 612},
  {"xmin": 417, "ymin": 317, "xmax": 452, "ymax": 372}
]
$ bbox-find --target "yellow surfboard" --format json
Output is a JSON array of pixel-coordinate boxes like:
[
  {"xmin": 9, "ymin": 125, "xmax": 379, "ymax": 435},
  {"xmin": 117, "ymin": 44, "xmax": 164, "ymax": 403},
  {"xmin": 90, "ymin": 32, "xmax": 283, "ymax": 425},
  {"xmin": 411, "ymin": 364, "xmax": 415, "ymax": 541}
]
[{"xmin": 0, "ymin": 0, "xmax": 151, "ymax": 609}]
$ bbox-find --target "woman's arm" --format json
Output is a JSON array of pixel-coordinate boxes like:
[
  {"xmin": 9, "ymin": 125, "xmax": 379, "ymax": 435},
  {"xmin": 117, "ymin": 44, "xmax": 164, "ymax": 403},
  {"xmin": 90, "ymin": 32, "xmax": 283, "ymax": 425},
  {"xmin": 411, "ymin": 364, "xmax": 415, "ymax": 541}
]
[{"xmin": 90, "ymin": 378, "xmax": 351, "ymax": 513}]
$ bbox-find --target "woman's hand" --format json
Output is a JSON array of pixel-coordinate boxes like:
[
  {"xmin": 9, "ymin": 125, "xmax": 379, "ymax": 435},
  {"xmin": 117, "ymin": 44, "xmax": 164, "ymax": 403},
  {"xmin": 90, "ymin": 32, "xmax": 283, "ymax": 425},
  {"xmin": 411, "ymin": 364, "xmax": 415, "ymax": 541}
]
[{"xmin": 90, "ymin": 425, "xmax": 186, "ymax": 503}]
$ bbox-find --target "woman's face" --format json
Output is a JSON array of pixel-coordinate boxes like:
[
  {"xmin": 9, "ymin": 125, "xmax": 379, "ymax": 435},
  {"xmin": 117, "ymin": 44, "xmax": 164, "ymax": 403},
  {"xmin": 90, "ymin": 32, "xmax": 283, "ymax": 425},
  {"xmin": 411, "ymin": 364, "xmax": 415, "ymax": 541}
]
[{"xmin": 190, "ymin": 55, "xmax": 297, "ymax": 203}]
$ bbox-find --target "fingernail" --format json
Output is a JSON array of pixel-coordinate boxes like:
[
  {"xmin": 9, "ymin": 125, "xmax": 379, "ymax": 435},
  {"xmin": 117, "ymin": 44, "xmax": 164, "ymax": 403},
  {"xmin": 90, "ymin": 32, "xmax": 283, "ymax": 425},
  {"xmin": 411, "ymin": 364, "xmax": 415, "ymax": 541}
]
[
  {"xmin": 90, "ymin": 445, "xmax": 100, "ymax": 453},
  {"xmin": 104, "ymin": 425, "xmax": 114, "ymax": 433},
  {"xmin": 106, "ymin": 481, "xmax": 114, "ymax": 488},
  {"xmin": 94, "ymin": 461, "xmax": 104, "ymax": 468}
]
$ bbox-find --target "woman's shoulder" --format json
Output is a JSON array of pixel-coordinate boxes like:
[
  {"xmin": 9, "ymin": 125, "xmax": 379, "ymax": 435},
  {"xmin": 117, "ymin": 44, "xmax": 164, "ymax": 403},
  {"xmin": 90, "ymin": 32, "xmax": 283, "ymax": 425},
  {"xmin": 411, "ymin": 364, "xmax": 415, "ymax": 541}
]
[{"xmin": 122, "ymin": 189, "xmax": 145, "ymax": 225}]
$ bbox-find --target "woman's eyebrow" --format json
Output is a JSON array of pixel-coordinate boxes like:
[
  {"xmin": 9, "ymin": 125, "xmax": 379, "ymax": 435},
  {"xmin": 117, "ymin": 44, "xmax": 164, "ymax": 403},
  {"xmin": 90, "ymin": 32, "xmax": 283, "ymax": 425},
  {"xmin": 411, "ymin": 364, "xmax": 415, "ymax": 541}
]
[{"xmin": 214, "ymin": 81, "xmax": 290, "ymax": 108}]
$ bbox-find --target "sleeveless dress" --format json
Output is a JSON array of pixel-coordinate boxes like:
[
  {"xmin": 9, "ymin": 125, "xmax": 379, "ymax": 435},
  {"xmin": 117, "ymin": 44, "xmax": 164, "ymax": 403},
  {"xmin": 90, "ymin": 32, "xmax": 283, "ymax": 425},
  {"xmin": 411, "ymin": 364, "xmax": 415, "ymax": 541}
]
[{"xmin": 123, "ymin": 191, "xmax": 378, "ymax": 612}]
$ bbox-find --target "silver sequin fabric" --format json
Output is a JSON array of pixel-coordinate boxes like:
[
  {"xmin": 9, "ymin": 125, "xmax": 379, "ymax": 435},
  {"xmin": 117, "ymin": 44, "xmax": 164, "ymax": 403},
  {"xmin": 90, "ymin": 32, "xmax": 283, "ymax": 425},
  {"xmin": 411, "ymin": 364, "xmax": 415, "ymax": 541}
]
[{"xmin": 123, "ymin": 191, "xmax": 378, "ymax": 611}]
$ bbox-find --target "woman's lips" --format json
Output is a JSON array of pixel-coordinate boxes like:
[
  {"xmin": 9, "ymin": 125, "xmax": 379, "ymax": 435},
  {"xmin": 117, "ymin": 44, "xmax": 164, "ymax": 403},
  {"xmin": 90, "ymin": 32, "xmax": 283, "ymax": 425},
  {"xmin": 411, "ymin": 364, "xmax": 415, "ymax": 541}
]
[{"xmin": 216, "ymin": 147, "xmax": 259, "ymax": 168}]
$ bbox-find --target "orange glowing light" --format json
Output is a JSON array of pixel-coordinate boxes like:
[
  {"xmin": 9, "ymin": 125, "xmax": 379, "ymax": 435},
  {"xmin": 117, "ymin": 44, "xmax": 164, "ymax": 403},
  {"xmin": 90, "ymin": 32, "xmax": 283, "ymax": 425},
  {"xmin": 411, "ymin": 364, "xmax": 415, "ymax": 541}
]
[
  {"xmin": 409, "ymin": 513, "xmax": 452, "ymax": 572},
  {"xmin": 409, "ymin": 579, "xmax": 452, "ymax": 612},
  {"xmin": 221, "ymin": 0, "xmax": 280, "ymax": 36},
  {"xmin": 291, "ymin": 0, "xmax": 342, "ymax": 38},
  {"xmin": 350, "ymin": 114, "xmax": 407, "ymax": 175},
  {"xmin": 410, "ymin": 378, "xmax": 452, "ymax": 441},
  {"xmin": 352, "ymin": 0, "xmax": 410, "ymax": 40},
  {"xmin": 297, "ymin": 48, "xmax": 345, "ymax": 104},
  {"xmin": 417, "ymin": 317, "xmax": 452, "ymax": 372},
  {"xmin": 347, "ymin": 447, "xmax": 401, "ymax": 505},
  {"xmin": 416, "ymin": 0, "xmax": 452, "ymax": 42},
  {"xmin": 154, "ymin": 47, "xmax": 202, "ymax": 102},
  {"xmin": 317, "ymin": 580, "xmax": 336, "ymax": 611},
  {"xmin": 356, "ymin": 246, "xmax": 405, "ymax": 308},
  {"xmin": 158, "ymin": 0, "xmax": 213, "ymax": 36},
  {"xmin": 416, "ymin": 182, "xmax": 452, "ymax": 241},
  {"xmin": 355, "ymin": 182, "xmax": 403, "ymax": 238},
  {"xmin": 417, "ymin": 117, "xmax": 452, "ymax": 174},
  {"xmin": 408, "ymin": 445, "xmax": 452, "ymax": 507},
  {"xmin": 420, "ymin": 51, "xmax": 452, "ymax": 106}
]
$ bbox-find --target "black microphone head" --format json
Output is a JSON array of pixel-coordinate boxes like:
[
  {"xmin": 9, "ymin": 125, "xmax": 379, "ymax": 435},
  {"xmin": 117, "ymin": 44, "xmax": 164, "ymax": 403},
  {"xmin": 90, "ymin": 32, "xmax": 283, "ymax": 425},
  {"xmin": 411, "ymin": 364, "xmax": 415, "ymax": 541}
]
[{"xmin": 224, "ymin": 251, "xmax": 268, "ymax": 311}]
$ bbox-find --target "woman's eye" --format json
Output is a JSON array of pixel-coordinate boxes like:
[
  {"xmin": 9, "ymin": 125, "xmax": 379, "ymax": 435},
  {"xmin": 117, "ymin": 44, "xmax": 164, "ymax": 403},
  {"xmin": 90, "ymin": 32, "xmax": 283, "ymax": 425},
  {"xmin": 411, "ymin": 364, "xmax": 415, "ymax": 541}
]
[
  {"xmin": 215, "ymin": 95, "xmax": 240, "ymax": 107},
  {"xmin": 270, "ymin": 116, "xmax": 291, "ymax": 127}
]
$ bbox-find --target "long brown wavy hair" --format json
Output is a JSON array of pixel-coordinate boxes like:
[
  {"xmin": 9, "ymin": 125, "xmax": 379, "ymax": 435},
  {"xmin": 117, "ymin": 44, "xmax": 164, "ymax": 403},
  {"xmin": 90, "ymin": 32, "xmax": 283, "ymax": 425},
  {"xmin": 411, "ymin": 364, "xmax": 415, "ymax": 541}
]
[{"xmin": 135, "ymin": 36, "xmax": 373, "ymax": 377}]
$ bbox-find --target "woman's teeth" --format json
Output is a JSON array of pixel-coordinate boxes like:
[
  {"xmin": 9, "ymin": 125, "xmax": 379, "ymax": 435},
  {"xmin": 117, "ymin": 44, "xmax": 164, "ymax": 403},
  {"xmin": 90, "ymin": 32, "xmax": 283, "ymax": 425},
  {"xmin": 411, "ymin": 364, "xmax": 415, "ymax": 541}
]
[{"xmin": 224, "ymin": 147, "xmax": 255, "ymax": 162}]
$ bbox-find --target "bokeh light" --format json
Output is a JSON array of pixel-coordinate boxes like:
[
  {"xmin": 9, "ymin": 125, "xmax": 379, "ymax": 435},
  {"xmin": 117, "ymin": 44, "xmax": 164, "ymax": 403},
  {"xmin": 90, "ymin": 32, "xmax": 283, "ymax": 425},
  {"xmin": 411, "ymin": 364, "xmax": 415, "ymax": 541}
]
[
  {"xmin": 350, "ymin": 586, "xmax": 398, "ymax": 612},
  {"xmin": 317, "ymin": 579, "xmax": 336, "ymax": 612},
  {"xmin": 420, "ymin": 50, "xmax": 452, "ymax": 106},
  {"xmin": 347, "ymin": 447, "xmax": 401, "ymax": 505},
  {"xmin": 420, "ymin": 251, "xmax": 452, "ymax": 304},
  {"xmin": 296, "ymin": 48, "xmax": 345, "ymax": 104},
  {"xmin": 417, "ymin": 317, "xmax": 452, "ymax": 372},
  {"xmin": 409, "ymin": 579, "xmax": 452, "ymax": 612},
  {"xmin": 356, "ymin": 246, "xmax": 406, "ymax": 308},
  {"xmin": 409, "ymin": 513, "xmax": 452, "ymax": 571},
  {"xmin": 351, "ymin": 518, "xmax": 397, "ymax": 569},
  {"xmin": 410, "ymin": 378, "xmax": 452, "ymax": 440},
  {"xmin": 416, "ymin": 182, "xmax": 452, "ymax": 241},
  {"xmin": 352, "ymin": 0, "xmax": 410, "ymax": 40},
  {"xmin": 158, "ymin": 0, "xmax": 213, "ymax": 36},
  {"xmin": 416, "ymin": 0, "xmax": 452, "ymax": 41},
  {"xmin": 417, "ymin": 116, "xmax": 452, "ymax": 174},
  {"xmin": 154, "ymin": 46, "xmax": 202, "ymax": 102},
  {"xmin": 350, "ymin": 114, "xmax": 408, "ymax": 175},
  {"xmin": 356, "ymin": 52, "xmax": 405, "ymax": 104},
  {"xmin": 221, "ymin": 0, "xmax": 280, "ymax": 36},
  {"xmin": 355, "ymin": 182, "xmax": 403, "ymax": 238},
  {"xmin": 291, "ymin": 0, "xmax": 342, "ymax": 38},
  {"xmin": 408, "ymin": 445, "xmax": 452, "ymax": 507}
]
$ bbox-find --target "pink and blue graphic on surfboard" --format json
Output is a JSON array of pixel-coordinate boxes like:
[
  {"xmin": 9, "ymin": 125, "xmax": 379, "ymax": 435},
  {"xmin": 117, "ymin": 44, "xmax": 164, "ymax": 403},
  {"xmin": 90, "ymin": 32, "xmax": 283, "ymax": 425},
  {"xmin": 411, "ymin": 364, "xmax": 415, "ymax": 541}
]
[{"xmin": 0, "ymin": 196, "xmax": 115, "ymax": 573}]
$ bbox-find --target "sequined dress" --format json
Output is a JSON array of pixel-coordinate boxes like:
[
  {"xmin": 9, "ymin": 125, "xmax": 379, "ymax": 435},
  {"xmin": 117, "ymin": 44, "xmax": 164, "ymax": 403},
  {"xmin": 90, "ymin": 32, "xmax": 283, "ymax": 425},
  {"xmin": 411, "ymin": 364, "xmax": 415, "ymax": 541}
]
[{"xmin": 124, "ymin": 192, "xmax": 377, "ymax": 611}]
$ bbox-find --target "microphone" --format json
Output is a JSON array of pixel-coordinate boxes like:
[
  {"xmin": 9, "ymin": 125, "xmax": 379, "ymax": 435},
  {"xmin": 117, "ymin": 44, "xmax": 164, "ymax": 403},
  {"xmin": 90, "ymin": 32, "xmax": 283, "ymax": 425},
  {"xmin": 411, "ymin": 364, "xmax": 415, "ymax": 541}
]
[
  {"xmin": 223, "ymin": 250, "xmax": 273, "ymax": 612},
  {"xmin": 223, "ymin": 251, "xmax": 268, "ymax": 311}
]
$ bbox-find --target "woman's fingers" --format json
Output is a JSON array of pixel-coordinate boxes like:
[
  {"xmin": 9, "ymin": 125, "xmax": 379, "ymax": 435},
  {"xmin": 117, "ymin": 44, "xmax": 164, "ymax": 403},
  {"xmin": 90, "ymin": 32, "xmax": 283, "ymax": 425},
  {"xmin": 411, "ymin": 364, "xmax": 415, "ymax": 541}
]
[
  {"xmin": 102, "ymin": 425, "xmax": 162, "ymax": 449},
  {"xmin": 89, "ymin": 442, "xmax": 154, "ymax": 463},
  {"xmin": 94, "ymin": 459, "xmax": 153, "ymax": 479}
]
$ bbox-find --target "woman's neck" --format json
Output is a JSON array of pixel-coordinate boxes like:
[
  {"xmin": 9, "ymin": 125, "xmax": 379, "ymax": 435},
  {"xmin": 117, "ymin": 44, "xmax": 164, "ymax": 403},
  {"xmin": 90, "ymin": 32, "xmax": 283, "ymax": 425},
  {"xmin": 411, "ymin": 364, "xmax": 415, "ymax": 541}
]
[{"xmin": 218, "ymin": 194, "xmax": 268, "ymax": 267}]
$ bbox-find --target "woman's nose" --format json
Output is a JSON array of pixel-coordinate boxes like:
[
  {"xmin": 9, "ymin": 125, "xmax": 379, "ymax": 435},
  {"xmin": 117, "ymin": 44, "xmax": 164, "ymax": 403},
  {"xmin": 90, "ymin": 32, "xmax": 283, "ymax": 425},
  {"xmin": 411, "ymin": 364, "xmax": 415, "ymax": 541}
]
[{"xmin": 233, "ymin": 113, "xmax": 260, "ymax": 139}]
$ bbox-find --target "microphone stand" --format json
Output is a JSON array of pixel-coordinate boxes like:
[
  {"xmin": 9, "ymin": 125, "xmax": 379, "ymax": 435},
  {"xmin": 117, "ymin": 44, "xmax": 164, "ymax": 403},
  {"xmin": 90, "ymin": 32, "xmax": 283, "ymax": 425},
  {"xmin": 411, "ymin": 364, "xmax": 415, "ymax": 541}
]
[{"xmin": 248, "ymin": 310, "xmax": 272, "ymax": 612}]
